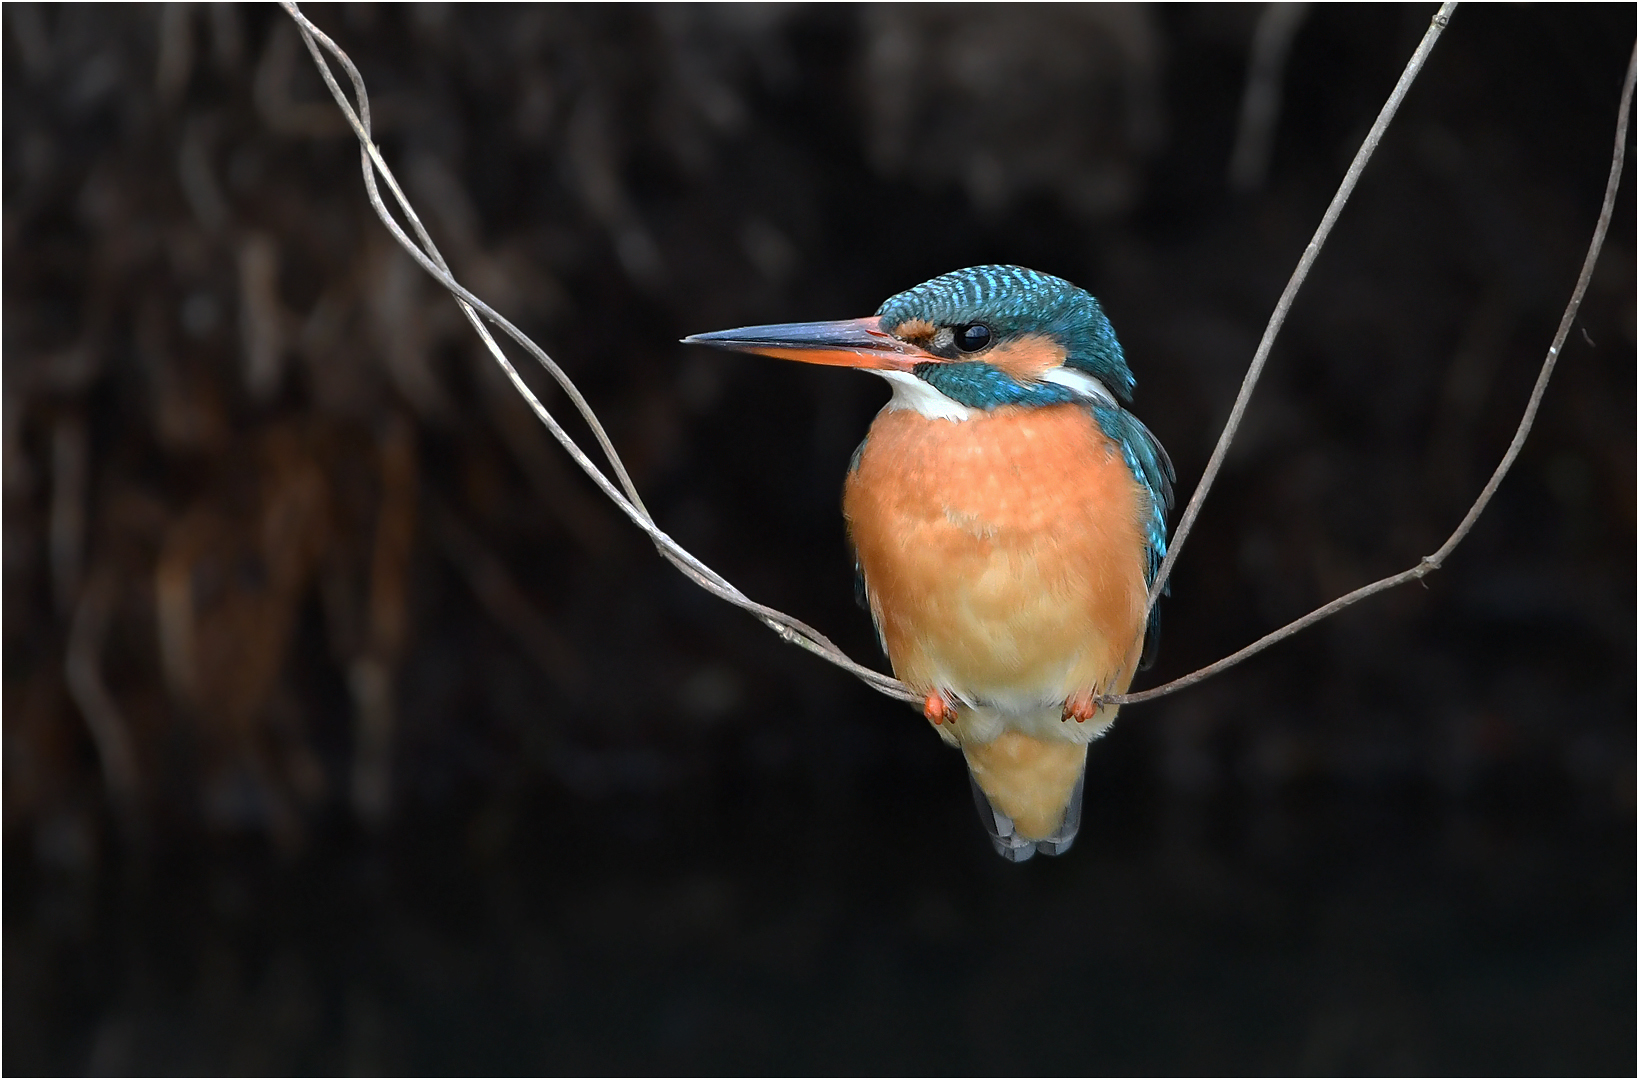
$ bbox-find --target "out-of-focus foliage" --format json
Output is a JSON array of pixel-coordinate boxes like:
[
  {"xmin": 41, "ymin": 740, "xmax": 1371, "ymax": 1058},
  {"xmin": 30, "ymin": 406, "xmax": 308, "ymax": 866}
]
[{"xmin": 3, "ymin": 4, "xmax": 1632, "ymax": 1074}]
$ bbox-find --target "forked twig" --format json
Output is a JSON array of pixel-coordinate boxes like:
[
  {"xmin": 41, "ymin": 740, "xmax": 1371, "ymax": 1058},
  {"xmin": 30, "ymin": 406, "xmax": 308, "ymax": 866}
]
[
  {"xmin": 1143, "ymin": 2, "xmax": 1457, "ymax": 618},
  {"xmin": 1106, "ymin": 39, "xmax": 1636, "ymax": 706},
  {"xmin": 277, "ymin": 2, "xmax": 1630, "ymax": 713}
]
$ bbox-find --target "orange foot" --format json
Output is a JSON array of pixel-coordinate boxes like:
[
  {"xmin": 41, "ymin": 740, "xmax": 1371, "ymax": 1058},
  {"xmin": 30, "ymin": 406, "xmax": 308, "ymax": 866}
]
[
  {"xmin": 924, "ymin": 691, "xmax": 958, "ymax": 726},
  {"xmin": 1062, "ymin": 689, "xmax": 1099, "ymax": 724}
]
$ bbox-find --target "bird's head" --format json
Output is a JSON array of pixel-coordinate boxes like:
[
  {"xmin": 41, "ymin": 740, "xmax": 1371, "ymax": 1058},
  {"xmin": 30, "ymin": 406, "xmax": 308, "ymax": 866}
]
[{"xmin": 684, "ymin": 265, "xmax": 1136, "ymax": 417}]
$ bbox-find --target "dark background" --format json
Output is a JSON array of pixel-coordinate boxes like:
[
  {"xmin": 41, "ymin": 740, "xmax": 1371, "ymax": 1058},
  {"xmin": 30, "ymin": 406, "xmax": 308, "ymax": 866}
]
[{"xmin": 5, "ymin": 3, "xmax": 1634, "ymax": 1073}]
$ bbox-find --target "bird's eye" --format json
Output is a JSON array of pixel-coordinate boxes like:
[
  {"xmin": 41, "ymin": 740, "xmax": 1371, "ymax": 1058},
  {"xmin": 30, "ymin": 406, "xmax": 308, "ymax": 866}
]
[{"xmin": 955, "ymin": 323, "xmax": 992, "ymax": 352}]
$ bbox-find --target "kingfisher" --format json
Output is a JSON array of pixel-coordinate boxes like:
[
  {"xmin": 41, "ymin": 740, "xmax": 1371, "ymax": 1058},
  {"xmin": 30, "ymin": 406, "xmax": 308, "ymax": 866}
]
[{"xmin": 685, "ymin": 266, "xmax": 1172, "ymax": 861}]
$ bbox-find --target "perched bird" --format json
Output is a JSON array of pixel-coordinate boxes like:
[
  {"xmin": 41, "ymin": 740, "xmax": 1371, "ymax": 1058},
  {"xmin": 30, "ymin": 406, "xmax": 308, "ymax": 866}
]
[{"xmin": 685, "ymin": 266, "xmax": 1172, "ymax": 861}]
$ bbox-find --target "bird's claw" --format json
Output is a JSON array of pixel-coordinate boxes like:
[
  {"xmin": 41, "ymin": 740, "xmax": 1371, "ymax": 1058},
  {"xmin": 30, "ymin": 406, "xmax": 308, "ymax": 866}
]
[
  {"xmin": 924, "ymin": 691, "xmax": 958, "ymax": 726},
  {"xmin": 1062, "ymin": 690, "xmax": 1099, "ymax": 724}
]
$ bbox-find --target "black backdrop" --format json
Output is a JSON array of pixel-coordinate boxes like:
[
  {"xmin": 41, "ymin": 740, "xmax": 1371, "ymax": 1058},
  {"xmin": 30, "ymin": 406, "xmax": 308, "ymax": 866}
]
[{"xmin": 5, "ymin": 4, "xmax": 1634, "ymax": 1072}]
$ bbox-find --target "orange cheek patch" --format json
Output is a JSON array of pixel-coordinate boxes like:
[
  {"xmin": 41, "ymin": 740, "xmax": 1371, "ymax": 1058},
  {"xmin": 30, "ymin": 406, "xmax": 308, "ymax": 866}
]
[{"xmin": 985, "ymin": 333, "xmax": 1067, "ymax": 382}]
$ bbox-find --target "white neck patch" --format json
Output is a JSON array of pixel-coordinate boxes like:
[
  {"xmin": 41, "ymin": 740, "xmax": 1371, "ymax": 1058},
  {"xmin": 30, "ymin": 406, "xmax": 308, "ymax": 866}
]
[
  {"xmin": 871, "ymin": 366, "xmax": 1117, "ymax": 421},
  {"xmin": 1041, "ymin": 366, "xmax": 1117, "ymax": 406},
  {"xmin": 874, "ymin": 369, "xmax": 975, "ymax": 421}
]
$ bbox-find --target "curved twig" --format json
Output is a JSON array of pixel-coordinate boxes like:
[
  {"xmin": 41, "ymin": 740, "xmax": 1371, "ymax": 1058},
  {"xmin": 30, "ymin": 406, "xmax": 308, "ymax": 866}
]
[
  {"xmin": 1143, "ymin": 3, "xmax": 1458, "ymax": 620},
  {"xmin": 1104, "ymin": 38, "xmax": 1637, "ymax": 706},
  {"xmin": 277, "ymin": 2, "xmax": 918, "ymax": 703},
  {"xmin": 276, "ymin": 3, "xmax": 1624, "ymax": 715}
]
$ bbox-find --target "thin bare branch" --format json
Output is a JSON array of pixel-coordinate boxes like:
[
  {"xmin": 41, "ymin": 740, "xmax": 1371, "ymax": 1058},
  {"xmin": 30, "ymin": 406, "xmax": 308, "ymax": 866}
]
[
  {"xmin": 278, "ymin": 3, "xmax": 1619, "ymax": 719},
  {"xmin": 277, "ymin": 2, "xmax": 919, "ymax": 705},
  {"xmin": 1104, "ymin": 39, "xmax": 1637, "ymax": 707},
  {"xmin": 1145, "ymin": 2, "xmax": 1458, "ymax": 621}
]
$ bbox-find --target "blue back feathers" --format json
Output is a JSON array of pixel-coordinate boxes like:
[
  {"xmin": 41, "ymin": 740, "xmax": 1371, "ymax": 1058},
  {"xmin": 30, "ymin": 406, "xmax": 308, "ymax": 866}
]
[{"xmin": 1093, "ymin": 404, "xmax": 1174, "ymax": 596}]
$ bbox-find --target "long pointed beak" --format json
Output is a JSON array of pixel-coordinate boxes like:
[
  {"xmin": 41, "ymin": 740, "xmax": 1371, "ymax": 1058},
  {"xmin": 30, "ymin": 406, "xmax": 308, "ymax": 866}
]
[{"xmin": 681, "ymin": 316, "xmax": 939, "ymax": 370}]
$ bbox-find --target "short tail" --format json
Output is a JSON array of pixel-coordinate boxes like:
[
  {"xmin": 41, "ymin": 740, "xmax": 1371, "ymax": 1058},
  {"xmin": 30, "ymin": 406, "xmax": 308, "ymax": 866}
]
[{"xmin": 968, "ymin": 762, "xmax": 1085, "ymax": 862}]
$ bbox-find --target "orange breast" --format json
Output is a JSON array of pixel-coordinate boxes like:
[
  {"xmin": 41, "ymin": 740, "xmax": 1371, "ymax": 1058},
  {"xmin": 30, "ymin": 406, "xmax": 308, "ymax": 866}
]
[{"xmin": 843, "ymin": 403, "xmax": 1151, "ymax": 708}]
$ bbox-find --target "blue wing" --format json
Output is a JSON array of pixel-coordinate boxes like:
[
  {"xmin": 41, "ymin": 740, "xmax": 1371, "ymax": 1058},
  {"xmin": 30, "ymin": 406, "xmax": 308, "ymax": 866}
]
[{"xmin": 1090, "ymin": 405, "xmax": 1174, "ymax": 670}]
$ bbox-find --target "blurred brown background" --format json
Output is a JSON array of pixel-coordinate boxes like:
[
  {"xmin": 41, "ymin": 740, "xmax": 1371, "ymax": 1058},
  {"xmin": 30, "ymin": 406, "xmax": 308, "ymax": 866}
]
[{"xmin": 4, "ymin": 3, "xmax": 1633, "ymax": 1073}]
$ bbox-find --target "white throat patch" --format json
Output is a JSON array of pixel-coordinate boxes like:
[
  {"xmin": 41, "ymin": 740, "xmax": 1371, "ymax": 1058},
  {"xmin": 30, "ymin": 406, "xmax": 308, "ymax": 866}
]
[
  {"xmin": 875, "ymin": 369, "xmax": 975, "ymax": 421},
  {"xmin": 872, "ymin": 366, "xmax": 1117, "ymax": 421}
]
